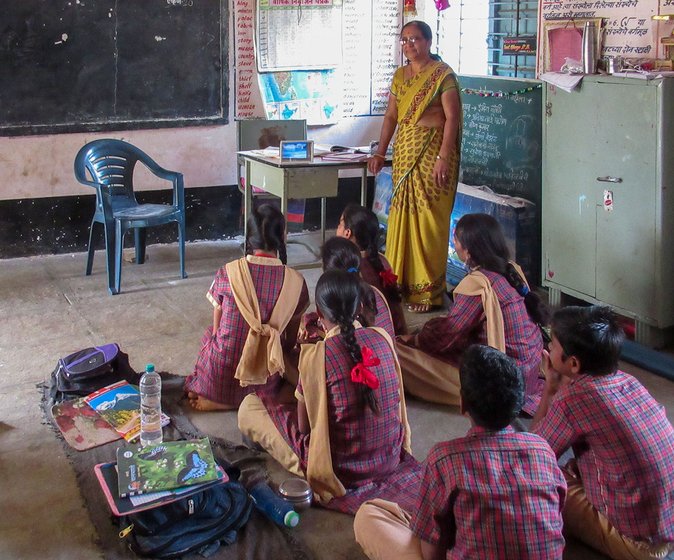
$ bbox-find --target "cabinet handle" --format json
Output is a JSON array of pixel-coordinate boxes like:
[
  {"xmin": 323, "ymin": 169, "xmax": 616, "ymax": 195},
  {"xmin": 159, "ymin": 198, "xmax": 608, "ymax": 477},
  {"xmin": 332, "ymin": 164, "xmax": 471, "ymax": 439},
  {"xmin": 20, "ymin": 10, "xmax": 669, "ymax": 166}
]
[{"xmin": 596, "ymin": 176, "xmax": 623, "ymax": 183}]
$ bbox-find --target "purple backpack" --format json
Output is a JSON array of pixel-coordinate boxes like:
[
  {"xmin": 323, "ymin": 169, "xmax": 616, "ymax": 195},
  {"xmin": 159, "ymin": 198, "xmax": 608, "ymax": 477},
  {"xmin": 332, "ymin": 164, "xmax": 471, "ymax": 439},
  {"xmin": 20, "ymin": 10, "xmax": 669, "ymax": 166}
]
[
  {"xmin": 49, "ymin": 343, "xmax": 137, "ymax": 403},
  {"xmin": 60, "ymin": 344, "xmax": 119, "ymax": 383}
]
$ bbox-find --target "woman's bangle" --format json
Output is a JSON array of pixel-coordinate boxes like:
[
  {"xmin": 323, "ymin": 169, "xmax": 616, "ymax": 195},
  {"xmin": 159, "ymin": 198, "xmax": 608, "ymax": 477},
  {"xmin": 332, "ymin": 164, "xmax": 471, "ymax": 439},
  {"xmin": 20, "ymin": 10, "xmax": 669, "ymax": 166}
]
[
  {"xmin": 436, "ymin": 154, "xmax": 448, "ymax": 162},
  {"xmin": 371, "ymin": 153, "xmax": 386, "ymax": 160}
]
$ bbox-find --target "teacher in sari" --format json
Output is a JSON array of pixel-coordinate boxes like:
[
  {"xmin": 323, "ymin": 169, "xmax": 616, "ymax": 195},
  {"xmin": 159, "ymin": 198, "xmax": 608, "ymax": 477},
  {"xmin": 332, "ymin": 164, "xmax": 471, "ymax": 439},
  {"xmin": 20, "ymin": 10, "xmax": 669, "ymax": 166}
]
[{"xmin": 368, "ymin": 20, "xmax": 462, "ymax": 313}]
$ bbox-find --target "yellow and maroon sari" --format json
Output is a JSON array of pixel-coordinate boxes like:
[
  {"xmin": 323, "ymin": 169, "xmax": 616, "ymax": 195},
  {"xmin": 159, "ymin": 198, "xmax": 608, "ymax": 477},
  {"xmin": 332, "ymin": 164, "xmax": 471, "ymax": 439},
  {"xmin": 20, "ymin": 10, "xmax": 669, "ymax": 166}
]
[{"xmin": 386, "ymin": 61, "xmax": 461, "ymax": 307}]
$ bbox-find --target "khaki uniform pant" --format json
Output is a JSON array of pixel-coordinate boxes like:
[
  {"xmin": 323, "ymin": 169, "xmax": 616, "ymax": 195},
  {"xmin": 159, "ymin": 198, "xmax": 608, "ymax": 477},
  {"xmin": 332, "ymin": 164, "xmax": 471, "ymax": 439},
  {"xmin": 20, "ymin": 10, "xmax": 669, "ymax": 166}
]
[
  {"xmin": 237, "ymin": 393, "xmax": 304, "ymax": 478},
  {"xmin": 354, "ymin": 499, "xmax": 423, "ymax": 560},
  {"xmin": 396, "ymin": 342, "xmax": 461, "ymax": 406},
  {"xmin": 355, "ymin": 479, "xmax": 674, "ymax": 560},
  {"xmin": 563, "ymin": 470, "xmax": 674, "ymax": 560}
]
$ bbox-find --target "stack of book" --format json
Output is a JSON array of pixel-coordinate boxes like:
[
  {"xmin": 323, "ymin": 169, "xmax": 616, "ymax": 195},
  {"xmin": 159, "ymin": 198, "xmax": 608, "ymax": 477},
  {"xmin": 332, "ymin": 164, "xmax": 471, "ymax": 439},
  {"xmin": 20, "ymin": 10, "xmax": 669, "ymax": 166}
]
[
  {"xmin": 95, "ymin": 438, "xmax": 228, "ymax": 516},
  {"xmin": 50, "ymin": 380, "xmax": 170, "ymax": 451}
]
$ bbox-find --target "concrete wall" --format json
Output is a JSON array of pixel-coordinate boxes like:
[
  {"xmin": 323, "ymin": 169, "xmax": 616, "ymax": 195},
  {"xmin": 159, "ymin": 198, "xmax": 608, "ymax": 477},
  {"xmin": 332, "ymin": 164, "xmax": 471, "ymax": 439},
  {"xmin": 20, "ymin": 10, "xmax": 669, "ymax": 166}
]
[{"xmin": 0, "ymin": 111, "xmax": 384, "ymax": 201}]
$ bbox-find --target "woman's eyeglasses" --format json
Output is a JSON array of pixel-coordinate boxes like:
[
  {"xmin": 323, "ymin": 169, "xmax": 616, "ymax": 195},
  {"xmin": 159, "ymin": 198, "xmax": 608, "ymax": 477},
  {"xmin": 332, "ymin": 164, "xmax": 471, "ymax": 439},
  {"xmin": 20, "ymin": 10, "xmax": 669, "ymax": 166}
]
[{"xmin": 399, "ymin": 36, "xmax": 423, "ymax": 45}]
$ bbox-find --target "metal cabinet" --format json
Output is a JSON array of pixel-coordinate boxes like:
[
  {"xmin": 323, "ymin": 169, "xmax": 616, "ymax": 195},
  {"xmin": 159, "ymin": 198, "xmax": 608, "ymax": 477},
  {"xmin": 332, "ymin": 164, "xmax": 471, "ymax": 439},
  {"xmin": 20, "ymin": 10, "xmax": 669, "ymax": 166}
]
[{"xmin": 542, "ymin": 75, "xmax": 674, "ymax": 346}]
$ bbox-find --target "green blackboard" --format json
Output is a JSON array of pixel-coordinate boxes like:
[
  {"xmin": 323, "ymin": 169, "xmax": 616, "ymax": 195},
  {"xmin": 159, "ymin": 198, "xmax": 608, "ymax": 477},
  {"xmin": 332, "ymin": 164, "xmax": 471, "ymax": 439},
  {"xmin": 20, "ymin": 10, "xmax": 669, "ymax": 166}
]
[
  {"xmin": 459, "ymin": 76, "xmax": 542, "ymax": 208},
  {"xmin": 0, "ymin": 0, "xmax": 228, "ymax": 136},
  {"xmin": 458, "ymin": 75, "xmax": 542, "ymax": 285}
]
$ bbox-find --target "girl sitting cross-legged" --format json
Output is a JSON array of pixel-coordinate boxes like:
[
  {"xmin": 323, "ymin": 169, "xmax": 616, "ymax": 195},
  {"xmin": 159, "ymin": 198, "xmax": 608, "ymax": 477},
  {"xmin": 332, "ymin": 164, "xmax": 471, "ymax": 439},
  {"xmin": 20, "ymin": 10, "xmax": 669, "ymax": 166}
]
[
  {"xmin": 238, "ymin": 270, "xmax": 422, "ymax": 514},
  {"xmin": 184, "ymin": 204, "xmax": 309, "ymax": 411},
  {"xmin": 397, "ymin": 213, "xmax": 549, "ymax": 416}
]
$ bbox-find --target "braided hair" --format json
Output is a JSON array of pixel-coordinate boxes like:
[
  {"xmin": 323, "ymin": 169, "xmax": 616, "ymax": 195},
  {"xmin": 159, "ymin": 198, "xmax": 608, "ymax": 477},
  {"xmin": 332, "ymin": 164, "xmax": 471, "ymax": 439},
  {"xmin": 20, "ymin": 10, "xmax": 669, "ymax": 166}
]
[
  {"xmin": 315, "ymin": 270, "xmax": 380, "ymax": 414},
  {"xmin": 321, "ymin": 236, "xmax": 378, "ymax": 327},
  {"xmin": 341, "ymin": 204, "xmax": 401, "ymax": 304},
  {"xmin": 245, "ymin": 204, "xmax": 288, "ymax": 264},
  {"xmin": 454, "ymin": 213, "xmax": 550, "ymax": 326}
]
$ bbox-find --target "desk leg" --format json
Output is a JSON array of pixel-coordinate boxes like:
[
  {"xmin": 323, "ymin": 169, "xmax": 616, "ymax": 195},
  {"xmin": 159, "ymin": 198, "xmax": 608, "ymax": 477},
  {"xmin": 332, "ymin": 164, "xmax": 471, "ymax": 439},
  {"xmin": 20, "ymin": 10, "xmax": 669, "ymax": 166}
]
[
  {"xmin": 321, "ymin": 197, "xmax": 327, "ymax": 247},
  {"xmin": 360, "ymin": 167, "xmax": 367, "ymax": 206},
  {"xmin": 281, "ymin": 171, "xmax": 288, "ymax": 238},
  {"xmin": 243, "ymin": 159, "xmax": 252, "ymax": 248}
]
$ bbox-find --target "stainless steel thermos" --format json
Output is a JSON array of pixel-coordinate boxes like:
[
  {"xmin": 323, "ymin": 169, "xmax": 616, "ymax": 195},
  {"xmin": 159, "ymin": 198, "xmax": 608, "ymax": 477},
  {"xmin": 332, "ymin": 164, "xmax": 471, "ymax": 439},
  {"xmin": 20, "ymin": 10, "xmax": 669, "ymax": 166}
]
[{"xmin": 582, "ymin": 21, "xmax": 598, "ymax": 74}]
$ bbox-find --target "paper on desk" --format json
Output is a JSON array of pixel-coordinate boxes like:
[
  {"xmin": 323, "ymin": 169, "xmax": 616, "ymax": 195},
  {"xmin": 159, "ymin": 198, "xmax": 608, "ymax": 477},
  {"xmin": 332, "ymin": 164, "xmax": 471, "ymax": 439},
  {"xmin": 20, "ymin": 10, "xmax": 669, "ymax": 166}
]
[
  {"xmin": 250, "ymin": 147, "xmax": 280, "ymax": 158},
  {"xmin": 319, "ymin": 152, "xmax": 369, "ymax": 162},
  {"xmin": 313, "ymin": 143, "xmax": 333, "ymax": 156},
  {"xmin": 540, "ymin": 72, "xmax": 584, "ymax": 93}
]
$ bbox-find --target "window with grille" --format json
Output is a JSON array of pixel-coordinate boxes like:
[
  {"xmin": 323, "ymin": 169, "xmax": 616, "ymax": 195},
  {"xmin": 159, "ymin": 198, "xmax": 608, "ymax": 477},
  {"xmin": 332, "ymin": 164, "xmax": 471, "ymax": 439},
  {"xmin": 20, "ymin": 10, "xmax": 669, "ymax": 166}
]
[{"xmin": 422, "ymin": 0, "xmax": 538, "ymax": 78}]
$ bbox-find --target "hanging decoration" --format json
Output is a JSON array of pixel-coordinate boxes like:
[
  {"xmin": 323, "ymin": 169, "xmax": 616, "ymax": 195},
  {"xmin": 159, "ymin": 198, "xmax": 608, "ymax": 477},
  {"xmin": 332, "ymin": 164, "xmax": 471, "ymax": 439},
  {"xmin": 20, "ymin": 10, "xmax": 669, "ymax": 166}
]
[
  {"xmin": 403, "ymin": 0, "xmax": 417, "ymax": 16},
  {"xmin": 460, "ymin": 84, "xmax": 542, "ymax": 98},
  {"xmin": 435, "ymin": 0, "xmax": 450, "ymax": 11}
]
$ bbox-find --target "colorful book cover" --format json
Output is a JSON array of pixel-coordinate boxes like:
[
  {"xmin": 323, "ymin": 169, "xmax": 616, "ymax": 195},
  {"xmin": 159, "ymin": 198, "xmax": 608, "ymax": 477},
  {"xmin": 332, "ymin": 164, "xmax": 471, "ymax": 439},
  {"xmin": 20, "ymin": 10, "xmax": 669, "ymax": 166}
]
[
  {"xmin": 83, "ymin": 380, "xmax": 168, "ymax": 442},
  {"xmin": 51, "ymin": 397, "xmax": 121, "ymax": 451},
  {"xmin": 116, "ymin": 438, "xmax": 219, "ymax": 498},
  {"xmin": 94, "ymin": 461, "xmax": 228, "ymax": 516}
]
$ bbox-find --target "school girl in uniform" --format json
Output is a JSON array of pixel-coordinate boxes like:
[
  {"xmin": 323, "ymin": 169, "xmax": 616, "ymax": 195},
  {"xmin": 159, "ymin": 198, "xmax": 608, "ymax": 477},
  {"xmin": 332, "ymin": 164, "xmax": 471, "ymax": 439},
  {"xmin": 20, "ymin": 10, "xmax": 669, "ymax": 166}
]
[
  {"xmin": 238, "ymin": 270, "xmax": 421, "ymax": 514},
  {"xmin": 336, "ymin": 204, "xmax": 407, "ymax": 335},
  {"xmin": 184, "ymin": 204, "xmax": 309, "ymax": 411},
  {"xmin": 397, "ymin": 213, "xmax": 549, "ymax": 415}
]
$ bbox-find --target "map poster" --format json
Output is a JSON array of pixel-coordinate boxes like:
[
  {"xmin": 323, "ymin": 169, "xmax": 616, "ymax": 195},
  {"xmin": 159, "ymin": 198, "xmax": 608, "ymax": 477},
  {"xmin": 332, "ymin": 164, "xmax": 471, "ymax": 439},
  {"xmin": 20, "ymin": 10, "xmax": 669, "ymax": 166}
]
[{"xmin": 258, "ymin": 70, "xmax": 341, "ymax": 124}]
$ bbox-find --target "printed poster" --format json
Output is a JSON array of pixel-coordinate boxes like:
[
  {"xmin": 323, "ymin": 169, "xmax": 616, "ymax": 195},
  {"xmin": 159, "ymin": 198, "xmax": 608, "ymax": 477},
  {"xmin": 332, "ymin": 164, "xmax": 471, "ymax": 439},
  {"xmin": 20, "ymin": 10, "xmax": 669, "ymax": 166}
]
[{"xmin": 258, "ymin": 70, "xmax": 341, "ymax": 124}]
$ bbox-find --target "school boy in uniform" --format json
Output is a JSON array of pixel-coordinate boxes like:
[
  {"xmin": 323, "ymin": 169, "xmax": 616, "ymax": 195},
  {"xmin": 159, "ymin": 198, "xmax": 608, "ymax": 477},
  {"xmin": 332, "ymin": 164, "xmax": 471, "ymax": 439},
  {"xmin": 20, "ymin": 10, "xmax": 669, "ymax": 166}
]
[
  {"xmin": 532, "ymin": 305, "xmax": 674, "ymax": 560},
  {"xmin": 354, "ymin": 344, "xmax": 566, "ymax": 560}
]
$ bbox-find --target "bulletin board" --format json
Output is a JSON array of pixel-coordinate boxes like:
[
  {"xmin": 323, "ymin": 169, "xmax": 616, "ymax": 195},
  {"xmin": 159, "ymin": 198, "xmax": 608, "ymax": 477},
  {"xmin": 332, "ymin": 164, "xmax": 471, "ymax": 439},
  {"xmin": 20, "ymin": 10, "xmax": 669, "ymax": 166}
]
[{"xmin": 0, "ymin": 0, "xmax": 228, "ymax": 136}]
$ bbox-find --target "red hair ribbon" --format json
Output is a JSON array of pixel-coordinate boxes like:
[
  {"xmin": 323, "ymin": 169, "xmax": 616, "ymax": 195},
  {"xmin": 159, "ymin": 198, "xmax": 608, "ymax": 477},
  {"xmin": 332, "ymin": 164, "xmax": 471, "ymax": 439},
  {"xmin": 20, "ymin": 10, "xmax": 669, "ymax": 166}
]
[
  {"xmin": 350, "ymin": 346, "xmax": 380, "ymax": 390},
  {"xmin": 379, "ymin": 268, "xmax": 398, "ymax": 288}
]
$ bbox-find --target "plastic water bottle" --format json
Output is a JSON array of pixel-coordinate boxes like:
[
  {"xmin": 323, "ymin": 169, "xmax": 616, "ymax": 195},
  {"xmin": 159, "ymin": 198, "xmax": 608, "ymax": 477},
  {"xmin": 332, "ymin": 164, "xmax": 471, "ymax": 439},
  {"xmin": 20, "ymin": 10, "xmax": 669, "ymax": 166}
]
[
  {"xmin": 249, "ymin": 481, "xmax": 299, "ymax": 528},
  {"xmin": 139, "ymin": 363, "xmax": 162, "ymax": 447}
]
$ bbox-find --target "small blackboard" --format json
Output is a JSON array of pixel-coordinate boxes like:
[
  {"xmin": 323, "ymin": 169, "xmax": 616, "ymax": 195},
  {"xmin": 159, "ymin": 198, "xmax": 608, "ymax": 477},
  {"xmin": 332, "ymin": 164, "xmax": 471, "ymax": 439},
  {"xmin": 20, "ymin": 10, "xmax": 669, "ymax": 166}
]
[
  {"xmin": 0, "ymin": 0, "xmax": 228, "ymax": 136},
  {"xmin": 459, "ymin": 76, "xmax": 542, "ymax": 208},
  {"xmin": 458, "ymin": 75, "xmax": 542, "ymax": 285}
]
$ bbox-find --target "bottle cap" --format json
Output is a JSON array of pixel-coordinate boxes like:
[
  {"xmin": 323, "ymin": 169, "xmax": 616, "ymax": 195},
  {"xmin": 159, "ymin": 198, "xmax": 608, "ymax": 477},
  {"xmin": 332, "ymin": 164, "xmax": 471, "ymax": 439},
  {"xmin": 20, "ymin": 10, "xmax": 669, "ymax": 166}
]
[
  {"xmin": 145, "ymin": 363, "xmax": 155, "ymax": 373},
  {"xmin": 283, "ymin": 510, "xmax": 300, "ymax": 528}
]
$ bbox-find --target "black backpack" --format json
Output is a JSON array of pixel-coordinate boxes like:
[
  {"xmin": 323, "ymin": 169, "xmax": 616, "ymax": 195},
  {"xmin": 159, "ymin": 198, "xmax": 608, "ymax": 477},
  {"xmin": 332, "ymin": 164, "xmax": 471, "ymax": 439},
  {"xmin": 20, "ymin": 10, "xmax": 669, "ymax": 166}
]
[
  {"xmin": 119, "ymin": 481, "xmax": 252, "ymax": 558},
  {"xmin": 49, "ymin": 344, "xmax": 139, "ymax": 404}
]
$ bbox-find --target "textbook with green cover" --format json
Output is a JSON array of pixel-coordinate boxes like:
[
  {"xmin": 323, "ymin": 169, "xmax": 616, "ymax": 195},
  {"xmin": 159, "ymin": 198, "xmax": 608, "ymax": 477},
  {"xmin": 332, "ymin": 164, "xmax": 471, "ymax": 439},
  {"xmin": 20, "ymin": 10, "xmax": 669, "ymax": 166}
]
[{"xmin": 116, "ymin": 438, "xmax": 219, "ymax": 498}]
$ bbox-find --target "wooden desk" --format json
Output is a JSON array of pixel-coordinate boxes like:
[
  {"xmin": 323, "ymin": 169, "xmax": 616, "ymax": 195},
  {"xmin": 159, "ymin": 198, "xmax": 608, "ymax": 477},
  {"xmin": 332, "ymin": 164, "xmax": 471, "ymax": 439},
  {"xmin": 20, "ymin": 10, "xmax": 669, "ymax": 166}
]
[{"xmin": 238, "ymin": 151, "xmax": 370, "ymax": 268}]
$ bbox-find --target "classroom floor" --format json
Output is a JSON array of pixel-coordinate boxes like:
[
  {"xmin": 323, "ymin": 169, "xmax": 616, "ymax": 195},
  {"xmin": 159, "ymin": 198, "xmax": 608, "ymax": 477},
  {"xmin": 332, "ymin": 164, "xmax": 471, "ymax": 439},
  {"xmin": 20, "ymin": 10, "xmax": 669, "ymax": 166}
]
[{"xmin": 2, "ymin": 234, "xmax": 672, "ymax": 559}]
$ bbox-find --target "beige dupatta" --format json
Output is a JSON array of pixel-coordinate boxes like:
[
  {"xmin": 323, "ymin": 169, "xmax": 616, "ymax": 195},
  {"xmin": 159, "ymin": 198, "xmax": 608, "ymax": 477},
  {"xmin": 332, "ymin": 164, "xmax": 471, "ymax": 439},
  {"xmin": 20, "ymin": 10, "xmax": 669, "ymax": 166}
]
[
  {"xmin": 298, "ymin": 323, "xmax": 412, "ymax": 503},
  {"xmin": 452, "ymin": 262, "xmax": 529, "ymax": 353},
  {"xmin": 227, "ymin": 256, "xmax": 304, "ymax": 387}
]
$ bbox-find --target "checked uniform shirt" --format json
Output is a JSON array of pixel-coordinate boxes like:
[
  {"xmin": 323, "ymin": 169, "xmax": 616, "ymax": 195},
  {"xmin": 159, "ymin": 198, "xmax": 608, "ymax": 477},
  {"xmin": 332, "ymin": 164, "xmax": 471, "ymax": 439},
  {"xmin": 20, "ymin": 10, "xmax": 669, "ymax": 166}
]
[{"xmin": 412, "ymin": 425, "xmax": 566, "ymax": 559}]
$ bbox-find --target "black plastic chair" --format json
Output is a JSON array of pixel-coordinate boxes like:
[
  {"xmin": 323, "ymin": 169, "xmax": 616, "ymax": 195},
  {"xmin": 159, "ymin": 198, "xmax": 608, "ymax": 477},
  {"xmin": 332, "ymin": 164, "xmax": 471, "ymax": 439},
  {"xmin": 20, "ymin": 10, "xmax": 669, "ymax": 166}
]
[{"xmin": 74, "ymin": 139, "xmax": 187, "ymax": 295}]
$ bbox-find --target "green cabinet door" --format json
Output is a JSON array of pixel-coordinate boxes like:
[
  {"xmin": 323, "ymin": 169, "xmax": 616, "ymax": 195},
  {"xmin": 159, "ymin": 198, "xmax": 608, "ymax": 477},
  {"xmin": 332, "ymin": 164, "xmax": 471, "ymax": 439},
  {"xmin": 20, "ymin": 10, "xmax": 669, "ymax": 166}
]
[
  {"xmin": 542, "ymin": 83, "xmax": 599, "ymax": 299},
  {"xmin": 592, "ymin": 80, "xmax": 657, "ymax": 319}
]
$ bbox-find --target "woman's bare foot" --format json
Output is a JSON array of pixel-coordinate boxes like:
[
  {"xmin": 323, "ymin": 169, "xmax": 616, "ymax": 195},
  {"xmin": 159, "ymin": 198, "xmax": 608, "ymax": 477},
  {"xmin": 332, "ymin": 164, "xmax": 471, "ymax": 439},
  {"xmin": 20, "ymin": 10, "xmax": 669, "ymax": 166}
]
[
  {"xmin": 407, "ymin": 303, "xmax": 434, "ymax": 313},
  {"xmin": 188, "ymin": 396, "xmax": 235, "ymax": 412}
]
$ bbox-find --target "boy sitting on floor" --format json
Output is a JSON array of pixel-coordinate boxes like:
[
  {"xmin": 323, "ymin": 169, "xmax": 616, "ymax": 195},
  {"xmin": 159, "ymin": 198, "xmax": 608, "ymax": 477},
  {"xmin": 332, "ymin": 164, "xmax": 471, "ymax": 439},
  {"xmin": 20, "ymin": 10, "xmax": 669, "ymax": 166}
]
[
  {"xmin": 532, "ymin": 305, "xmax": 674, "ymax": 560},
  {"xmin": 354, "ymin": 344, "xmax": 566, "ymax": 560}
]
